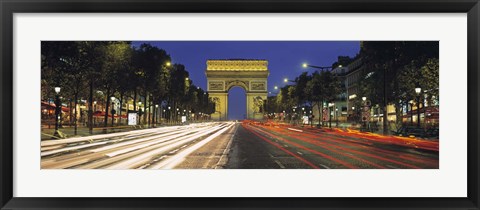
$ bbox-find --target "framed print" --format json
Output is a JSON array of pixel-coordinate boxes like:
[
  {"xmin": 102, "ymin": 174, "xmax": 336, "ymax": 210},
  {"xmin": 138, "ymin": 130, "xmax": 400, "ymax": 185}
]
[{"xmin": 1, "ymin": 0, "xmax": 479, "ymax": 209}]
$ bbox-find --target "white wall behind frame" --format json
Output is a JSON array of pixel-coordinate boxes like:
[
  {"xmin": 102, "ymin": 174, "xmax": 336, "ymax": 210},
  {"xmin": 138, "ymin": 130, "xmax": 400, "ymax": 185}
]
[{"xmin": 14, "ymin": 13, "xmax": 467, "ymax": 197}]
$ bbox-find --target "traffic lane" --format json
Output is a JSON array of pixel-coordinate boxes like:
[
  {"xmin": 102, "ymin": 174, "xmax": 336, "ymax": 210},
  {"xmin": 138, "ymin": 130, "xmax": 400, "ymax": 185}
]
[
  {"xmin": 41, "ymin": 122, "xmax": 230, "ymax": 169},
  {"xmin": 225, "ymin": 123, "xmax": 317, "ymax": 169},
  {"xmin": 251, "ymin": 124, "xmax": 439, "ymax": 169},
  {"xmin": 256, "ymin": 125, "xmax": 438, "ymax": 169},
  {"xmin": 174, "ymin": 123, "xmax": 238, "ymax": 169},
  {"xmin": 41, "ymin": 125, "xmax": 216, "ymax": 169},
  {"xmin": 286, "ymin": 125, "xmax": 439, "ymax": 152},
  {"xmin": 280, "ymin": 126, "xmax": 439, "ymax": 168}
]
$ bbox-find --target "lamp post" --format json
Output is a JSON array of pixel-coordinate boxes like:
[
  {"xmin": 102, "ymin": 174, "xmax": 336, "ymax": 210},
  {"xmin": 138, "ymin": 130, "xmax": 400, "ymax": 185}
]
[
  {"xmin": 283, "ymin": 78, "xmax": 295, "ymax": 83},
  {"xmin": 54, "ymin": 87, "xmax": 61, "ymax": 137},
  {"xmin": 335, "ymin": 108, "xmax": 339, "ymax": 127},
  {"xmin": 292, "ymin": 108, "xmax": 296, "ymax": 125},
  {"xmin": 302, "ymin": 63, "xmax": 333, "ymax": 72},
  {"xmin": 110, "ymin": 96, "xmax": 115, "ymax": 127},
  {"xmin": 415, "ymin": 87, "xmax": 422, "ymax": 128},
  {"xmin": 138, "ymin": 101, "xmax": 142, "ymax": 125},
  {"xmin": 352, "ymin": 106, "xmax": 356, "ymax": 123},
  {"xmin": 176, "ymin": 108, "xmax": 179, "ymax": 123},
  {"xmin": 362, "ymin": 97, "xmax": 367, "ymax": 130},
  {"xmin": 155, "ymin": 104, "xmax": 159, "ymax": 126},
  {"xmin": 93, "ymin": 101, "xmax": 97, "ymax": 126},
  {"xmin": 328, "ymin": 103, "xmax": 334, "ymax": 128},
  {"xmin": 168, "ymin": 106, "xmax": 171, "ymax": 124}
]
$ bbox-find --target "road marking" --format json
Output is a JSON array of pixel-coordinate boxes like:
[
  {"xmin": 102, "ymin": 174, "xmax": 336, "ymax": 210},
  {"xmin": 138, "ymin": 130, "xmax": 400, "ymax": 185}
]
[
  {"xmin": 150, "ymin": 123, "xmax": 234, "ymax": 169},
  {"xmin": 320, "ymin": 164, "xmax": 331, "ymax": 169},
  {"xmin": 215, "ymin": 123, "xmax": 238, "ymax": 169},
  {"xmin": 243, "ymin": 124, "xmax": 320, "ymax": 169},
  {"xmin": 287, "ymin": 128, "xmax": 303, "ymax": 132},
  {"xmin": 386, "ymin": 164, "xmax": 399, "ymax": 169},
  {"xmin": 274, "ymin": 160, "xmax": 286, "ymax": 169},
  {"xmin": 169, "ymin": 149, "xmax": 179, "ymax": 154}
]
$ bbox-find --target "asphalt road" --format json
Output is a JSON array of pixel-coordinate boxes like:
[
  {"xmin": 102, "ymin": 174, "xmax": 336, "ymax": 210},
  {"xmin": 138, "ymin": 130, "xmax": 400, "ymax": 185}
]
[
  {"xmin": 225, "ymin": 122, "xmax": 439, "ymax": 169},
  {"xmin": 41, "ymin": 121, "xmax": 438, "ymax": 169},
  {"xmin": 41, "ymin": 122, "xmax": 236, "ymax": 169}
]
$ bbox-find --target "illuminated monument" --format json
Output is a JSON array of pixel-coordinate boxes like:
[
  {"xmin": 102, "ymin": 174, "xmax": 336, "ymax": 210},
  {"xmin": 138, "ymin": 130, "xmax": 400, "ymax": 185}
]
[{"xmin": 205, "ymin": 59, "xmax": 269, "ymax": 120}]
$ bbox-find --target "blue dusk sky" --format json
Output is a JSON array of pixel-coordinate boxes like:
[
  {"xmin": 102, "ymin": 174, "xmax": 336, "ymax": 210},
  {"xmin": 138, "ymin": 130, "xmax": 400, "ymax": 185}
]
[{"xmin": 132, "ymin": 41, "xmax": 360, "ymax": 120}]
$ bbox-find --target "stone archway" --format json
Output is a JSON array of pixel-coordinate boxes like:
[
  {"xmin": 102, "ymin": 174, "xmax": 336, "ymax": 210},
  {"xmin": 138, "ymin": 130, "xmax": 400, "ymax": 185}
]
[{"xmin": 205, "ymin": 59, "xmax": 269, "ymax": 120}]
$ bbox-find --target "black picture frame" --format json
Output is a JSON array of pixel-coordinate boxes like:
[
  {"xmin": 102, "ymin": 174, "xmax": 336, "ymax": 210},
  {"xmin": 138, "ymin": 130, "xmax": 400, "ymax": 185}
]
[{"xmin": 1, "ymin": 0, "xmax": 479, "ymax": 209}]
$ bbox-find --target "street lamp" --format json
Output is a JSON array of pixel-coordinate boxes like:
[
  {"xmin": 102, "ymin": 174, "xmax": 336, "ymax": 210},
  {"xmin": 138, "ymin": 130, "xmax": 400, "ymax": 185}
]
[
  {"xmin": 93, "ymin": 101, "xmax": 97, "ymax": 126},
  {"xmin": 155, "ymin": 104, "xmax": 159, "ymax": 126},
  {"xmin": 352, "ymin": 106, "xmax": 356, "ymax": 123},
  {"xmin": 362, "ymin": 97, "xmax": 367, "ymax": 101},
  {"xmin": 274, "ymin": 86, "xmax": 278, "ymax": 90},
  {"xmin": 335, "ymin": 108, "xmax": 339, "ymax": 126},
  {"xmin": 166, "ymin": 61, "xmax": 171, "ymax": 67},
  {"xmin": 302, "ymin": 63, "xmax": 332, "ymax": 71},
  {"xmin": 415, "ymin": 87, "xmax": 422, "ymax": 128},
  {"xmin": 54, "ymin": 87, "xmax": 61, "ymax": 137},
  {"xmin": 168, "ymin": 106, "xmax": 171, "ymax": 123},
  {"xmin": 284, "ymin": 78, "xmax": 288, "ymax": 83},
  {"xmin": 110, "ymin": 96, "xmax": 115, "ymax": 127}
]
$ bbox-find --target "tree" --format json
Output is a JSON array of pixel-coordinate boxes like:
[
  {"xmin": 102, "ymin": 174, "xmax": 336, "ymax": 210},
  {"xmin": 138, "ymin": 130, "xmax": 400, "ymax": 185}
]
[
  {"xmin": 133, "ymin": 43, "xmax": 171, "ymax": 125},
  {"xmin": 99, "ymin": 42, "xmax": 133, "ymax": 128},
  {"xmin": 305, "ymin": 71, "xmax": 323, "ymax": 125},
  {"xmin": 360, "ymin": 41, "xmax": 439, "ymax": 132},
  {"xmin": 294, "ymin": 72, "xmax": 311, "ymax": 107}
]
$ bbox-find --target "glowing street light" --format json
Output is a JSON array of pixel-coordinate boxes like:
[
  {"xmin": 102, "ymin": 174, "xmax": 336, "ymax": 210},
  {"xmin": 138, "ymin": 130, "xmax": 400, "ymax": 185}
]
[
  {"xmin": 415, "ymin": 87, "xmax": 422, "ymax": 94},
  {"xmin": 166, "ymin": 61, "xmax": 171, "ymax": 67},
  {"xmin": 302, "ymin": 63, "xmax": 332, "ymax": 71},
  {"xmin": 362, "ymin": 96, "xmax": 367, "ymax": 101},
  {"xmin": 274, "ymin": 86, "xmax": 278, "ymax": 90}
]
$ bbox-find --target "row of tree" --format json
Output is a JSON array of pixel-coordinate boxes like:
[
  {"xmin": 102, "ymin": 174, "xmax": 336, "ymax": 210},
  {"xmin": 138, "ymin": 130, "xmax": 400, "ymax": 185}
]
[
  {"xmin": 41, "ymin": 41, "xmax": 215, "ymax": 135},
  {"xmin": 358, "ymin": 41, "xmax": 439, "ymax": 132},
  {"xmin": 267, "ymin": 70, "xmax": 343, "ymax": 123},
  {"xmin": 266, "ymin": 41, "xmax": 439, "ymax": 130}
]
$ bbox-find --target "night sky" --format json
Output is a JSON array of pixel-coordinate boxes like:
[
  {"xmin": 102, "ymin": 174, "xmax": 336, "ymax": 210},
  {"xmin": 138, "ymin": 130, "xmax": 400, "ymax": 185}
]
[{"xmin": 132, "ymin": 41, "xmax": 360, "ymax": 120}]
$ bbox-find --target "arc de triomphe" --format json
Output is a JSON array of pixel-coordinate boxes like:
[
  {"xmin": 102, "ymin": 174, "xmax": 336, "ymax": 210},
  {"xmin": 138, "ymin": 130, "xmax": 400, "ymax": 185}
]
[{"xmin": 205, "ymin": 59, "xmax": 269, "ymax": 120}]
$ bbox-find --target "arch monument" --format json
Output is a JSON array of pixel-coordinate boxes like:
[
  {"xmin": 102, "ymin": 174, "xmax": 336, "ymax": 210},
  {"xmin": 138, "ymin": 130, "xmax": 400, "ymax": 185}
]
[{"xmin": 205, "ymin": 59, "xmax": 269, "ymax": 121}]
